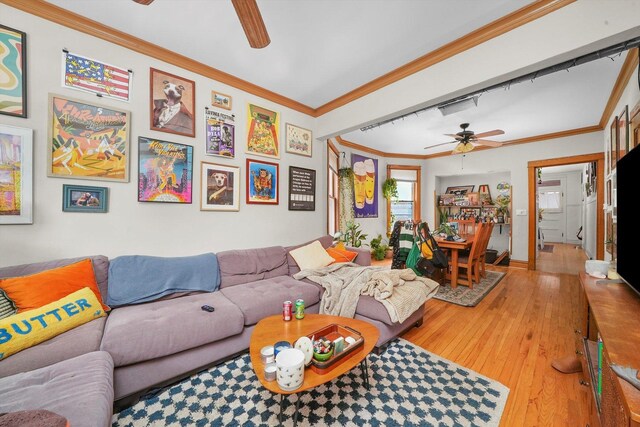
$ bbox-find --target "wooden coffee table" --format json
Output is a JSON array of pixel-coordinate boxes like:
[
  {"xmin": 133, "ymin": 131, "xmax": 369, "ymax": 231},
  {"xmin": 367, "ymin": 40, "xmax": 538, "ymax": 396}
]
[{"xmin": 249, "ymin": 314, "xmax": 379, "ymax": 425}]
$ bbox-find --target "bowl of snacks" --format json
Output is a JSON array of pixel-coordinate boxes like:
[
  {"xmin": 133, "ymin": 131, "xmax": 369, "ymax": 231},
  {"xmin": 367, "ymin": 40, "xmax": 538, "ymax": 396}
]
[{"xmin": 313, "ymin": 337, "xmax": 334, "ymax": 362}]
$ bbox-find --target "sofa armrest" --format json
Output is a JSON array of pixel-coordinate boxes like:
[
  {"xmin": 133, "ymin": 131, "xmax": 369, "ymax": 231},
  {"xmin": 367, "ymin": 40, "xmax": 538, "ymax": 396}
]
[{"xmin": 345, "ymin": 246, "xmax": 371, "ymax": 266}]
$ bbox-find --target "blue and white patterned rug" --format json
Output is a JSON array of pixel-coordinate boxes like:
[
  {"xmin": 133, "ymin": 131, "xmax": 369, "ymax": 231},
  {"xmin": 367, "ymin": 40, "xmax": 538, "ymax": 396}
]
[{"xmin": 113, "ymin": 338, "xmax": 509, "ymax": 426}]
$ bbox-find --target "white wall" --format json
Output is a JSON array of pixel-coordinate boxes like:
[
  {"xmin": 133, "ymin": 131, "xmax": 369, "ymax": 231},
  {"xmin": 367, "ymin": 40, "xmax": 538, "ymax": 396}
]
[
  {"xmin": 423, "ymin": 131, "xmax": 604, "ymax": 262},
  {"xmin": 0, "ymin": 6, "xmax": 325, "ymax": 267}
]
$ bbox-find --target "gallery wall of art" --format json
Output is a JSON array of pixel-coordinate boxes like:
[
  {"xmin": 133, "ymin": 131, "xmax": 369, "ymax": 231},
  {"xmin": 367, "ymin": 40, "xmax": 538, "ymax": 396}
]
[{"xmin": 0, "ymin": 5, "xmax": 325, "ymax": 267}]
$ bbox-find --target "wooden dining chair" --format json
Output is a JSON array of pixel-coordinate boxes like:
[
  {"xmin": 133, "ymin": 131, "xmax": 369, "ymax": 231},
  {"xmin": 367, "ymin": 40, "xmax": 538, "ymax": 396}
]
[
  {"xmin": 477, "ymin": 222, "xmax": 495, "ymax": 278},
  {"xmin": 452, "ymin": 219, "xmax": 476, "ymax": 235},
  {"xmin": 448, "ymin": 222, "xmax": 486, "ymax": 288}
]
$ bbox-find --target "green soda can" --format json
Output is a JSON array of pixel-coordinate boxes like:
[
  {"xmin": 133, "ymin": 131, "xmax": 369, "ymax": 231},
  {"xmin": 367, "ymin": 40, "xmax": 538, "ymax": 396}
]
[{"xmin": 295, "ymin": 299, "xmax": 305, "ymax": 320}]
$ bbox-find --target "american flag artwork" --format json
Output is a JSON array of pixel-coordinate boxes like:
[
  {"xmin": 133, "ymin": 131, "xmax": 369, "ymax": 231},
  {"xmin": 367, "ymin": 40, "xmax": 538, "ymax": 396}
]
[{"xmin": 63, "ymin": 52, "xmax": 131, "ymax": 101}]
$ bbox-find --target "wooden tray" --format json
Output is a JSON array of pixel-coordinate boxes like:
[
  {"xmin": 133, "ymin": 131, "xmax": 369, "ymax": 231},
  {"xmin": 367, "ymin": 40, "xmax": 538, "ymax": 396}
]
[{"xmin": 306, "ymin": 324, "xmax": 364, "ymax": 374}]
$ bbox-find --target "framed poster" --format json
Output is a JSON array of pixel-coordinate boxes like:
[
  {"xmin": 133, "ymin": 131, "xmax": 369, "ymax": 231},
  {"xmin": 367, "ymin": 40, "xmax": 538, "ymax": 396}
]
[
  {"xmin": 0, "ymin": 125, "xmax": 32, "ymax": 224},
  {"xmin": 204, "ymin": 108, "xmax": 235, "ymax": 158},
  {"xmin": 138, "ymin": 137, "xmax": 193, "ymax": 203},
  {"xmin": 246, "ymin": 104, "xmax": 279, "ymax": 159},
  {"xmin": 0, "ymin": 24, "xmax": 27, "ymax": 118},
  {"xmin": 62, "ymin": 184, "xmax": 108, "ymax": 213},
  {"xmin": 200, "ymin": 162, "xmax": 239, "ymax": 211},
  {"xmin": 48, "ymin": 94, "xmax": 130, "ymax": 182},
  {"xmin": 618, "ymin": 105, "xmax": 629, "ymax": 162},
  {"xmin": 246, "ymin": 158, "xmax": 278, "ymax": 204},
  {"xmin": 445, "ymin": 185, "xmax": 474, "ymax": 195},
  {"xmin": 352, "ymin": 153, "xmax": 378, "ymax": 218},
  {"xmin": 150, "ymin": 68, "xmax": 195, "ymax": 137},
  {"xmin": 609, "ymin": 116, "xmax": 618, "ymax": 175},
  {"xmin": 289, "ymin": 166, "xmax": 315, "ymax": 211},
  {"xmin": 212, "ymin": 91, "xmax": 232, "ymax": 110},
  {"xmin": 285, "ymin": 123, "xmax": 312, "ymax": 157},
  {"xmin": 62, "ymin": 51, "xmax": 131, "ymax": 101}
]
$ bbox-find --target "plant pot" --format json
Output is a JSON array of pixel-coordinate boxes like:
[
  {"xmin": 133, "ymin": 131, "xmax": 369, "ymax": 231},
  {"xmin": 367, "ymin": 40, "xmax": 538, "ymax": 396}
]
[{"xmin": 385, "ymin": 249, "xmax": 393, "ymax": 259}]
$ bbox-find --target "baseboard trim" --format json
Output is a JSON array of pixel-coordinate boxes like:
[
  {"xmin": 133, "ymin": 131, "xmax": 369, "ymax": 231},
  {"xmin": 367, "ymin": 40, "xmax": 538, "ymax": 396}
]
[{"xmin": 509, "ymin": 259, "xmax": 528, "ymax": 269}]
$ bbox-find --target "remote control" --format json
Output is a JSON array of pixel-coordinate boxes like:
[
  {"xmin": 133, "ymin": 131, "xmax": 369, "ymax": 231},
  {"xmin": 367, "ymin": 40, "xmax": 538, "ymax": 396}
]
[{"xmin": 201, "ymin": 305, "xmax": 215, "ymax": 312}]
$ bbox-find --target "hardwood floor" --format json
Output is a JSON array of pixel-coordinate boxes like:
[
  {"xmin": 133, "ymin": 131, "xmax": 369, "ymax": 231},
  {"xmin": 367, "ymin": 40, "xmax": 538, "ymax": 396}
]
[
  {"xmin": 400, "ymin": 248, "xmax": 592, "ymax": 426},
  {"xmin": 536, "ymin": 242, "xmax": 588, "ymax": 275}
]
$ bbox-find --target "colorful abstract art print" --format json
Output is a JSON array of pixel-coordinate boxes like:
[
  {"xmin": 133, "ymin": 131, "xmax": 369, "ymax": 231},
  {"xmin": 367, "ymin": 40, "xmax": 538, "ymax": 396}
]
[
  {"xmin": 0, "ymin": 24, "xmax": 27, "ymax": 118},
  {"xmin": 62, "ymin": 51, "xmax": 131, "ymax": 101},
  {"xmin": 246, "ymin": 104, "xmax": 279, "ymax": 159},
  {"xmin": 200, "ymin": 162, "xmax": 240, "ymax": 211},
  {"xmin": 0, "ymin": 125, "xmax": 32, "ymax": 224},
  {"xmin": 47, "ymin": 94, "xmax": 130, "ymax": 182},
  {"xmin": 138, "ymin": 137, "xmax": 193, "ymax": 204},
  {"xmin": 285, "ymin": 123, "xmax": 312, "ymax": 157},
  {"xmin": 351, "ymin": 153, "xmax": 378, "ymax": 218},
  {"xmin": 205, "ymin": 108, "xmax": 235, "ymax": 158},
  {"xmin": 150, "ymin": 68, "xmax": 195, "ymax": 138},
  {"xmin": 246, "ymin": 158, "xmax": 278, "ymax": 205}
]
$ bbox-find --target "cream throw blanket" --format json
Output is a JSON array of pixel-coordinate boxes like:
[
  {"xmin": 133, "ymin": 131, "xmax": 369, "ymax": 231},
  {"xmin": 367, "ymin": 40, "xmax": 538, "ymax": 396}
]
[{"xmin": 293, "ymin": 263, "xmax": 439, "ymax": 323}]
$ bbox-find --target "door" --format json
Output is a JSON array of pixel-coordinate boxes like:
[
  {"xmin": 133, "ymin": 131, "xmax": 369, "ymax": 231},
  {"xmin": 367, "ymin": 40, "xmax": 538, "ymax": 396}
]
[{"xmin": 538, "ymin": 178, "xmax": 566, "ymax": 243}]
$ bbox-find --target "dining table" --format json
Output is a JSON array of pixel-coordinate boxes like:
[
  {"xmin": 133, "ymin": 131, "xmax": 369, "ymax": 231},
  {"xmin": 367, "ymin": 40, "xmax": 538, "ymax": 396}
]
[{"xmin": 434, "ymin": 233, "xmax": 475, "ymax": 288}]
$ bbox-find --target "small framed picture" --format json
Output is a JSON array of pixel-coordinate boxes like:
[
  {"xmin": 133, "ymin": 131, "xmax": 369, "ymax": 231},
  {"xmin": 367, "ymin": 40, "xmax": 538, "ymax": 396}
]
[
  {"xmin": 212, "ymin": 91, "xmax": 232, "ymax": 110},
  {"xmin": 246, "ymin": 158, "xmax": 278, "ymax": 204},
  {"xmin": 285, "ymin": 123, "xmax": 312, "ymax": 157},
  {"xmin": 150, "ymin": 68, "xmax": 195, "ymax": 137},
  {"xmin": 445, "ymin": 185, "xmax": 474, "ymax": 195},
  {"xmin": 288, "ymin": 166, "xmax": 316, "ymax": 211},
  {"xmin": 62, "ymin": 184, "xmax": 108, "ymax": 213},
  {"xmin": 200, "ymin": 162, "xmax": 240, "ymax": 211}
]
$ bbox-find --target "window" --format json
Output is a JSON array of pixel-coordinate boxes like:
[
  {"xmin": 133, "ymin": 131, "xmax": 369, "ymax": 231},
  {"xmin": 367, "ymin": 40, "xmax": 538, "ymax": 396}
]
[
  {"xmin": 387, "ymin": 165, "xmax": 421, "ymax": 233},
  {"xmin": 327, "ymin": 141, "xmax": 339, "ymax": 235}
]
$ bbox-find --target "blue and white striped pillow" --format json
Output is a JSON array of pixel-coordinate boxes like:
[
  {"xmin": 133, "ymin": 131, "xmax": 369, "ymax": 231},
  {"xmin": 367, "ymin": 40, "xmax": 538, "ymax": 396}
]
[{"xmin": 0, "ymin": 288, "xmax": 17, "ymax": 319}]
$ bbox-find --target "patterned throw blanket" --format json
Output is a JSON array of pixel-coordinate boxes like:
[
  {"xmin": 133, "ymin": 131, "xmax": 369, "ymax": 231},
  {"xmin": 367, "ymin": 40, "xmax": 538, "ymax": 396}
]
[{"xmin": 293, "ymin": 263, "xmax": 439, "ymax": 323}]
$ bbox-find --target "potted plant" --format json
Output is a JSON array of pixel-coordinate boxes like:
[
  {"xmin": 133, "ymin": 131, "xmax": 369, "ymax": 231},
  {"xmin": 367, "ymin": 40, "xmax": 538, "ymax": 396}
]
[
  {"xmin": 434, "ymin": 222, "xmax": 457, "ymax": 240},
  {"xmin": 382, "ymin": 178, "xmax": 398, "ymax": 200},
  {"xmin": 341, "ymin": 221, "xmax": 368, "ymax": 248},
  {"xmin": 369, "ymin": 234, "xmax": 390, "ymax": 261}
]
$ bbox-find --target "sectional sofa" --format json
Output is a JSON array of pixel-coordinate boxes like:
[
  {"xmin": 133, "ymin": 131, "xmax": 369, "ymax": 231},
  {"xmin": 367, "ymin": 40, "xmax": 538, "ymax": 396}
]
[{"xmin": 0, "ymin": 235, "xmax": 426, "ymax": 426}]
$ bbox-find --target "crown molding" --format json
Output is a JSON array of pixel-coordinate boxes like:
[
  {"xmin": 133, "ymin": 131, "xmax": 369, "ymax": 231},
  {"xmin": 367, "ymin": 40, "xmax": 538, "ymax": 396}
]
[
  {"xmin": 599, "ymin": 48, "xmax": 640, "ymax": 128},
  {"xmin": 0, "ymin": 0, "xmax": 314, "ymax": 116},
  {"xmin": 314, "ymin": 0, "xmax": 575, "ymax": 116},
  {"xmin": 335, "ymin": 137, "xmax": 426, "ymax": 159}
]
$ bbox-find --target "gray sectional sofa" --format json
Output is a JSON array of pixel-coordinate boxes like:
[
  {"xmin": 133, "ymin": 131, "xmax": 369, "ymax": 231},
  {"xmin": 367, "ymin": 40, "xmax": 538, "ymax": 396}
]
[{"xmin": 0, "ymin": 235, "xmax": 425, "ymax": 426}]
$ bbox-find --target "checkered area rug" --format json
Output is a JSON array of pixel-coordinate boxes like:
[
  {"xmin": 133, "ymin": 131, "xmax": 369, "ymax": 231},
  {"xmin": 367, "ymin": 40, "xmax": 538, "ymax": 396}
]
[{"xmin": 113, "ymin": 338, "xmax": 508, "ymax": 426}]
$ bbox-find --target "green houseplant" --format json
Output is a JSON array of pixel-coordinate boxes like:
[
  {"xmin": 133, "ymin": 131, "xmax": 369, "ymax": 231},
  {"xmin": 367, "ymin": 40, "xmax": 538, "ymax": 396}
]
[
  {"xmin": 341, "ymin": 221, "xmax": 368, "ymax": 248},
  {"xmin": 369, "ymin": 234, "xmax": 390, "ymax": 261},
  {"xmin": 382, "ymin": 178, "xmax": 398, "ymax": 200}
]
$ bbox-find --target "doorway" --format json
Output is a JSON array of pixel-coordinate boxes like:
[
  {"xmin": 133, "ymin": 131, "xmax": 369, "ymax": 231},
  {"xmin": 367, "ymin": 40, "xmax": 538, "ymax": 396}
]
[{"xmin": 527, "ymin": 153, "xmax": 604, "ymax": 271}]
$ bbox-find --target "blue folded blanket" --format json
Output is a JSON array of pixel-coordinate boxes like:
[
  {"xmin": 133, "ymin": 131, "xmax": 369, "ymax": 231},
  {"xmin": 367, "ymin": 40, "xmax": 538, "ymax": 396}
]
[{"xmin": 107, "ymin": 253, "xmax": 220, "ymax": 306}]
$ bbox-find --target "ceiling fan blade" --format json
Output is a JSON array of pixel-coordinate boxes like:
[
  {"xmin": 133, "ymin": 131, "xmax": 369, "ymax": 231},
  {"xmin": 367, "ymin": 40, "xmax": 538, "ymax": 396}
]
[
  {"xmin": 473, "ymin": 129, "xmax": 504, "ymax": 139},
  {"xmin": 475, "ymin": 139, "xmax": 503, "ymax": 147},
  {"xmin": 425, "ymin": 140, "xmax": 457, "ymax": 149},
  {"xmin": 231, "ymin": 0, "xmax": 271, "ymax": 49},
  {"xmin": 132, "ymin": 0, "xmax": 155, "ymax": 4},
  {"xmin": 444, "ymin": 133, "xmax": 461, "ymax": 138}
]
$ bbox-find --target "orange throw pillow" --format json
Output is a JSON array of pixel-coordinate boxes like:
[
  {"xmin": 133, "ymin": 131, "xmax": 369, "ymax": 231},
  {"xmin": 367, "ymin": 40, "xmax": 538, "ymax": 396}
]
[
  {"xmin": 0, "ymin": 259, "xmax": 109, "ymax": 312},
  {"xmin": 326, "ymin": 247, "xmax": 358, "ymax": 264}
]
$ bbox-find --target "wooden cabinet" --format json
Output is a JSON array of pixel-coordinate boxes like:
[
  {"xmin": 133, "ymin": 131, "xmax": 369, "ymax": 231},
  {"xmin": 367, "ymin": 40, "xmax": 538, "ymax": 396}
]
[{"xmin": 577, "ymin": 272, "xmax": 640, "ymax": 426}]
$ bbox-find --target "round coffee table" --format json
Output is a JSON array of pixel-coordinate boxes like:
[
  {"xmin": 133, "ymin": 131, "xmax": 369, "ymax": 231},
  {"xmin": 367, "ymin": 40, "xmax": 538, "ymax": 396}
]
[{"xmin": 249, "ymin": 314, "xmax": 379, "ymax": 425}]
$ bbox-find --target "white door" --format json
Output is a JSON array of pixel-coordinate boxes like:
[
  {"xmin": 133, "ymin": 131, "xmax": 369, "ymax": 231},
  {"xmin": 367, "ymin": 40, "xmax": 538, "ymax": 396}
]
[{"xmin": 538, "ymin": 178, "xmax": 566, "ymax": 243}]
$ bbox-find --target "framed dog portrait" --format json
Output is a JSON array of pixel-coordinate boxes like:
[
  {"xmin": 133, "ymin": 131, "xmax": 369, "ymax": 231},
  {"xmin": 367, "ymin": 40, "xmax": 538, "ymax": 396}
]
[
  {"xmin": 138, "ymin": 137, "xmax": 193, "ymax": 204},
  {"xmin": 48, "ymin": 94, "xmax": 130, "ymax": 182},
  {"xmin": 0, "ymin": 24, "xmax": 27, "ymax": 118},
  {"xmin": 285, "ymin": 123, "xmax": 312, "ymax": 157},
  {"xmin": 246, "ymin": 104, "xmax": 280, "ymax": 159},
  {"xmin": 212, "ymin": 91, "xmax": 232, "ymax": 110},
  {"xmin": 62, "ymin": 184, "xmax": 108, "ymax": 213},
  {"xmin": 150, "ymin": 68, "xmax": 195, "ymax": 138},
  {"xmin": 0, "ymin": 125, "xmax": 33, "ymax": 224},
  {"xmin": 200, "ymin": 162, "xmax": 239, "ymax": 211},
  {"xmin": 246, "ymin": 158, "xmax": 278, "ymax": 205}
]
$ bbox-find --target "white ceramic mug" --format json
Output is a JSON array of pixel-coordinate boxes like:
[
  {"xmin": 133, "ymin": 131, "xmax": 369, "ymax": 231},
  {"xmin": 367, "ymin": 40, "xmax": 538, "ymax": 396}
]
[{"xmin": 275, "ymin": 348, "xmax": 305, "ymax": 391}]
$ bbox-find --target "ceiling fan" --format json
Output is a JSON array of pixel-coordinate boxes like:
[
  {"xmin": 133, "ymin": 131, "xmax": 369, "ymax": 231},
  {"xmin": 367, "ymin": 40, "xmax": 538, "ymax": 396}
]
[
  {"xmin": 132, "ymin": 0, "xmax": 270, "ymax": 49},
  {"xmin": 426, "ymin": 123, "xmax": 505, "ymax": 154}
]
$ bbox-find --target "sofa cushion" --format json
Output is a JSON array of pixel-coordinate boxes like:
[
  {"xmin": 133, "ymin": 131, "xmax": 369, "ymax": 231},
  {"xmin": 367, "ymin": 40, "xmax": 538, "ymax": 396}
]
[
  {"xmin": 221, "ymin": 276, "xmax": 321, "ymax": 326},
  {"xmin": 100, "ymin": 292, "xmax": 244, "ymax": 367},
  {"xmin": 0, "ymin": 316, "xmax": 106, "ymax": 378},
  {"xmin": 289, "ymin": 240, "xmax": 335, "ymax": 271},
  {"xmin": 286, "ymin": 235, "xmax": 334, "ymax": 276},
  {"xmin": 0, "ymin": 351, "xmax": 114, "ymax": 427},
  {"xmin": 0, "ymin": 287, "xmax": 106, "ymax": 362},
  {"xmin": 355, "ymin": 295, "xmax": 395, "ymax": 325},
  {"xmin": 0, "ymin": 256, "xmax": 110, "ymax": 307},
  {"xmin": 217, "ymin": 246, "xmax": 289, "ymax": 288}
]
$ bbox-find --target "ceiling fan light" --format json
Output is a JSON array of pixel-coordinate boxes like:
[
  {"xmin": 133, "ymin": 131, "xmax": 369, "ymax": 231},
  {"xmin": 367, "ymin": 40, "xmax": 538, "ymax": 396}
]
[{"xmin": 452, "ymin": 142, "xmax": 474, "ymax": 154}]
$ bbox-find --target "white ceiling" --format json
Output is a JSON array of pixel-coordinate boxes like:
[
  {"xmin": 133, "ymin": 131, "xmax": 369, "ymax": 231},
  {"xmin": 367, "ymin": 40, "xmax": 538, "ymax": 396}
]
[
  {"xmin": 43, "ymin": 0, "xmax": 630, "ymax": 156},
  {"xmin": 46, "ymin": 0, "xmax": 530, "ymax": 108}
]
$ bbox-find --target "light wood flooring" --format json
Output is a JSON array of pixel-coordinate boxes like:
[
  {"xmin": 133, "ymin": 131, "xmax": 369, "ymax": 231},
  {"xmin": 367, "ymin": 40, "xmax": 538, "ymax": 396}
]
[
  {"xmin": 397, "ymin": 247, "xmax": 592, "ymax": 426},
  {"xmin": 536, "ymin": 242, "xmax": 588, "ymax": 275}
]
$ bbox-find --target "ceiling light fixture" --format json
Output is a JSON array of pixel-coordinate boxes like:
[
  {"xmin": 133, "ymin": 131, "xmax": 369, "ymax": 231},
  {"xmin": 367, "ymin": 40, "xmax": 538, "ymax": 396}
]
[{"xmin": 438, "ymin": 96, "xmax": 478, "ymax": 116}]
